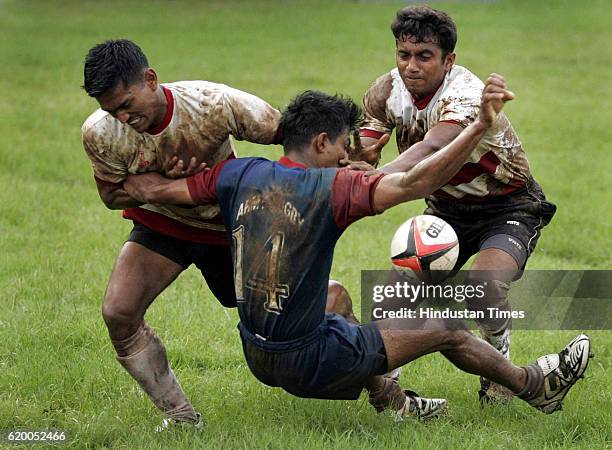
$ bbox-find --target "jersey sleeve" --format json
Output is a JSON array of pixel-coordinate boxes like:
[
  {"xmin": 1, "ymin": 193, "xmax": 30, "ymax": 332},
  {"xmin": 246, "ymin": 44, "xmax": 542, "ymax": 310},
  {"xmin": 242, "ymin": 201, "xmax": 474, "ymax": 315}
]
[
  {"xmin": 331, "ymin": 169, "xmax": 386, "ymax": 229},
  {"xmin": 186, "ymin": 159, "xmax": 231, "ymax": 204},
  {"xmin": 221, "ymin": 85, "xmax": 282, "ymax": 144},
  {"xmin": 361, "ymin": 73, "xmax": 395, "ymax": 138},
  {"xmin": 437, "ymin": 93, "xmax": 480, "ymax": 129},
  {"xmin": 82, "ymin": 127, "xmax": 128, "ymax": 184}
]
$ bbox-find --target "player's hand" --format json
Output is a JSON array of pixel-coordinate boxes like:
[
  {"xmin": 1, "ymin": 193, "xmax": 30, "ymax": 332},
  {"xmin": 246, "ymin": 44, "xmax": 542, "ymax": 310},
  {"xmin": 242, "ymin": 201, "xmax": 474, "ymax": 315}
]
[
  {"xmin": 123, "ymin": 172, "xmax": 168, "ymax": 205},
  {"xmin": 165, "ymin": 155, "xmax": 207, "ymax": 179},
  {"xmin": 478, "ymin": 73, "xmax": 515, "ymax": 126},
  {"xmin": 338, "ymin": 158, "xmax": 376, "ymax": 173},
  {"xmin": 347, "ymin": 131, "xmax": 390, "ymax": 167}
]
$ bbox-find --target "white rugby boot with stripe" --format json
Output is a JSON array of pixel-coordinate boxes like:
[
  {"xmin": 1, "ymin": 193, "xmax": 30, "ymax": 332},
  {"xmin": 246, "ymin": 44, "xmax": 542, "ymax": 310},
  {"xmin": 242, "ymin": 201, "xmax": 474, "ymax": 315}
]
[
  {"xmin": 395, "ymin": 390, "xmax": 448, "ymax": 421},
  {"xmin": 520, "ymin": 334, "xmax": 592, "ymax": 414}
]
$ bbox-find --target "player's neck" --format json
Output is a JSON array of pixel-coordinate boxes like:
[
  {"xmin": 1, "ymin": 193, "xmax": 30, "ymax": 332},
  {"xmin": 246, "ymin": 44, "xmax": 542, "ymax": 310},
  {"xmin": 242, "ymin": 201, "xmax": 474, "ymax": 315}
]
[
  {"xmin": 146, "ymin": 86, "xmax": 172, "ymax": 134},
  {"xmin": 283, "ymin": 150, "xmax": 313, "ymax": 168},
  {"xmin": 150, "ymin": 86, "xmax": 169, "ymax": 129}
]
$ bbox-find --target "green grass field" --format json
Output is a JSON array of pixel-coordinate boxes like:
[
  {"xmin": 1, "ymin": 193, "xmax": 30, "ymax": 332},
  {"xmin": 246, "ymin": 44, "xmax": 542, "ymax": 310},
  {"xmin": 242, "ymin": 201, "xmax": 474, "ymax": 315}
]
[{"xmin": 1, "ymin": 0, "xmax": 611, "ymax": 448}]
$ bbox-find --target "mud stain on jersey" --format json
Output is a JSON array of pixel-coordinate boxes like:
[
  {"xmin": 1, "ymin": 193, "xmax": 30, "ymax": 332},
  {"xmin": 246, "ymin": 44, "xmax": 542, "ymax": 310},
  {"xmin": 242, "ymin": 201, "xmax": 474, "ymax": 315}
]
[{"xmin": 364, "ymin": 72, "xmax": 394, "ymax": 124}]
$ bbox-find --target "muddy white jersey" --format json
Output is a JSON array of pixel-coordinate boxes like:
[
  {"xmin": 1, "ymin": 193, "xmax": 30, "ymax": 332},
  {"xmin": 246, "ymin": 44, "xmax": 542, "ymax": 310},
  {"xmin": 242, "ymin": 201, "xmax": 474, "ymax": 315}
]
[
  {"xmin": 82, "ymin": 81, "xmax": 280, "ymax": 230},
  {"xmin": 362, "ymin": 65, "xmax": 531, "ymax": 200}
]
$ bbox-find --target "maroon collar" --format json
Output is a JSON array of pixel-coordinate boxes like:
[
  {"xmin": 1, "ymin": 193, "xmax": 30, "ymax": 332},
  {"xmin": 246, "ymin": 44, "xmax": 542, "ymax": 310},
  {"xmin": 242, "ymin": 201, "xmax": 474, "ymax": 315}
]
[
  {"xmin": 278, "ymin": 156, "xmax": 307, "ymax": 169},
  {"xmin": 411, "ymin": 79, "xmax": 444, "ymax": 110},
  {"xmin": 146, "ymin": 86, "xmax": 174, "ymax": 135}
]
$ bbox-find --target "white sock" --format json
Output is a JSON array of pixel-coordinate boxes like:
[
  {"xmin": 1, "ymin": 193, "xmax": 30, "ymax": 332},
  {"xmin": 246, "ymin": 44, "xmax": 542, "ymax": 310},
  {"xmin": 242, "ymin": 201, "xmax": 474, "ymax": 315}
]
[{"xmin": 113, "ymin": 323, "xmax": 198, "ymax": 422}]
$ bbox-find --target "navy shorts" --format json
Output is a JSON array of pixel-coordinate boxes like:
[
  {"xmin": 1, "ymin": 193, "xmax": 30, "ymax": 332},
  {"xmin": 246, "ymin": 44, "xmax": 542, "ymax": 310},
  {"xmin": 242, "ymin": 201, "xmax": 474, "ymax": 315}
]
[
  {"xmin": 239, "ymin": 313, "xmax": 388, "ymax": 400},
  {"xmin": 127, "ymin": 221, "xmax": 237, "ymax": 308},
  {"xmin": 425, "ymin": 178, "xmax": 556, "ymax": 270}
]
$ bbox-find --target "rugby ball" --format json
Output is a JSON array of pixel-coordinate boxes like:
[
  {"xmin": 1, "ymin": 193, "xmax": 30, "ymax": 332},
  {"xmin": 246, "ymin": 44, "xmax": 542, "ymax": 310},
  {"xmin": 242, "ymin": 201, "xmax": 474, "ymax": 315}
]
[{"xmin": 390, "ymin": 215, "xmax": 459, "ymax": 283}]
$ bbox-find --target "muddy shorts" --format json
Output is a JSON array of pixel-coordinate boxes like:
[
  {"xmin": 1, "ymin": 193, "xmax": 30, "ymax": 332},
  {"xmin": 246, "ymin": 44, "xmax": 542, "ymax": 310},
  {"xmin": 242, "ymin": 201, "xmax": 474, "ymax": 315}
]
[
  {"xmin": 424, "ymin": 178, "xmax": 556, "ymax": 270},
  {"xmin": 239, "ymin": 313, "xmax": 388, "ymax": 400},
  {"xmin": 127, "ymin": 221, "xmax": 237, "ymax": 307}
]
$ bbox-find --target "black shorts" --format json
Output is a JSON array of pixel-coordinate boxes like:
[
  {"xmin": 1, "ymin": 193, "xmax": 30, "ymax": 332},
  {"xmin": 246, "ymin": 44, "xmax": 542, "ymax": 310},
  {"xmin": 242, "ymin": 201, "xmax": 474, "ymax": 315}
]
[
  {"xmin": 424, "ymin": 178, "xmax": 556, "ymax": 270},
  {"xmin": 127, "ymin": 221, "xmax": 237, "ymax": 308},
  {"xmin": 239, "ymin": 314, "xmax": 387, "ymax": 400}
]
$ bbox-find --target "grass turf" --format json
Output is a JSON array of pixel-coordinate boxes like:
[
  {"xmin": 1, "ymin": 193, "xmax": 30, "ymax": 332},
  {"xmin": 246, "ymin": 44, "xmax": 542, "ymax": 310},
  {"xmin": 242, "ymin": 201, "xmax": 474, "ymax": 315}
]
[{"xmin": 0, "ymin": 0, "xmax": 610, "ymax": 448}]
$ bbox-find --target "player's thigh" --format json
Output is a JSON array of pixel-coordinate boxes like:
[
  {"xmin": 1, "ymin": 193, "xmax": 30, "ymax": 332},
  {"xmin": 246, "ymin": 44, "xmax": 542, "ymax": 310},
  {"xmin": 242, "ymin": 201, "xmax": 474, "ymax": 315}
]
[
  {"xmin": 104, "ymin": 241, "xmax": 184, "ymax": 325},
  {"xmin": 192, "ymin": 243, "xmax": 237, "ymax": 308}
]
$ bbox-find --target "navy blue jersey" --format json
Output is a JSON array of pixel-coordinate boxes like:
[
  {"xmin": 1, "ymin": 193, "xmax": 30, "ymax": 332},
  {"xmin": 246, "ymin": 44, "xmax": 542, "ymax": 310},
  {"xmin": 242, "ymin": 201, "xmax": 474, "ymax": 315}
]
[{"xmin": 187, "ymin": 156, "xmax": 384, "ymax": 340}]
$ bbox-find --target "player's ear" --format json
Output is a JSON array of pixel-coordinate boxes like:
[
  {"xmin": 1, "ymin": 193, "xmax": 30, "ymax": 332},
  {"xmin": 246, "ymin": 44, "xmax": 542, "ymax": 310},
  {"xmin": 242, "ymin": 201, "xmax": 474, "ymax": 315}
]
[
  {"xmin": 313, "ymin": 132, "xmax": 329, "ymax": 154},
  {"xmin": 444, "ymin": 52, "xmax": 455, "ymax": 71},
  {"xmin": 144, "ymin": 68, "xmax": 158, "ymax": 90}
]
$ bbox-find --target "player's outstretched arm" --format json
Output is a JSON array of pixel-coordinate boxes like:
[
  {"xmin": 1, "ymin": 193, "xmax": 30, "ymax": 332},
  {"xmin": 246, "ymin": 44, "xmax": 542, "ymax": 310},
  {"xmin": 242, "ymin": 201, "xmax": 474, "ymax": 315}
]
[
  {"xmin": 372, "ymin": 74, "xmax": 514, "ymax": 212},
  {"xmin": 123, "ymin": 173, "xmax": 195, "ymax": 206}
]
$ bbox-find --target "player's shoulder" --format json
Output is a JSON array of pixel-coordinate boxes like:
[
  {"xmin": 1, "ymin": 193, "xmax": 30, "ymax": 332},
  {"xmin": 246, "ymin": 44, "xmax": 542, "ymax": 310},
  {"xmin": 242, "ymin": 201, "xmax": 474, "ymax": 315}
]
[
  {"xmin": 81, "ymin": 108, "xmax": 117, "ymax": 142},
  {"xmin": 163, "ymin": 80, "xmax": 227, "ymax": 104},
  {"xmin": 441, "ymin": 65, "xmax": 484, "ymax": 100},
  {"xmin": 365, "ymin": 69, "xmax": 398, "ymax": 104}
]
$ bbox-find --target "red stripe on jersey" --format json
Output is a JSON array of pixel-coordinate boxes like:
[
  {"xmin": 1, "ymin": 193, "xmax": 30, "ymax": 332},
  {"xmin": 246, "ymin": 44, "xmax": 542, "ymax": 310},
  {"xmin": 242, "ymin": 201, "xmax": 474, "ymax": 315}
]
[
  {"xmin": 447, "ymin": 151, "xmax": 501, "ymax": 186},
  {"xmin": 146, "ymin": 86, "xmax": 174, "ymax": 135},
  {"xmin": 359, "ymin": 128, "xmax": 385, "ymax": 140},
  {"xmin": 123, "ymin": 207, "xmax": 227, "ymax": 245},
  {"xmin": 432, "ymin": 182, "xmax": 525, "ymax": 202},
  {"xmin": 122, "ymin": 154, "xmax": 237, "ymax": 245},
  {"xmin": 440, "ymin": 119, "xmax": 462, "ymax": 127}
]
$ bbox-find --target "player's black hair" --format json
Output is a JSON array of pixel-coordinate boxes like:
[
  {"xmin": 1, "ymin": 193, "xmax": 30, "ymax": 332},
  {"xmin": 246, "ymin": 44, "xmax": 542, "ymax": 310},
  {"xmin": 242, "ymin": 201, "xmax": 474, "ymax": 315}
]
[
  {"xmin": 82, "ymin": 39, "xmax": 149, "ymax": 97},
  {"xmin": 391, "ymin": 5, "xmax": 457, "ymax": 57},
  {"xmin": 280, "ymin": 90, "xmax": 362, "ymax": 153}
]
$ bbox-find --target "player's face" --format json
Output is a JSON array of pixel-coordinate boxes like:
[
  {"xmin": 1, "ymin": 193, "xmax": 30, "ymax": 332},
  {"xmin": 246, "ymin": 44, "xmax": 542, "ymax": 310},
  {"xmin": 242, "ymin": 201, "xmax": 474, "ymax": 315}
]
[
  {"xmin": 97, "ymin": 69, "xmax": 166, "ymax": 133},
  {"xmin": 323, "ymin": 129, "xmax": 350, "ymax": 168},
  {"xmin": 396, "ymin": 37, "xmax": 455, "ymax": 100}
]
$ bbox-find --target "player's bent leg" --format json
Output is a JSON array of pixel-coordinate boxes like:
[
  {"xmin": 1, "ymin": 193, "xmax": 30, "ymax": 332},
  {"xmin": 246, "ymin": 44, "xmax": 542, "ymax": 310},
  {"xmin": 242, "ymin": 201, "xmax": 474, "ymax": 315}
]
[
  {"xmin": 326, "ymin": 280, "xmax": 358, "ymax": 323},
  {"xmin": 467, "ymin": 246, "xmax": 520, "ymax": 404},
  {"xmin": 325, "ymin": 281, "xmax": 410, "ymax": 414},
  {"xmin": 375, "ymin": 317, "xmax": 592, "ymax": 413},
  {"xmin": 102, "ymin": 241, "xmax": 200, "ymax": 424}
]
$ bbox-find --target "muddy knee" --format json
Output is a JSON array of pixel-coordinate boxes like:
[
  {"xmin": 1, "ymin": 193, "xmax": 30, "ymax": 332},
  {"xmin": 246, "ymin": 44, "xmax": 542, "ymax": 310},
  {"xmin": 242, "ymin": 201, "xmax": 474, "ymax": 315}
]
[
  {"xmin": 102, "ymin": 293, "xmax": 144, "ymax": 340},
  {"xmin": 326, "ymin": 280, "xmax": 357, "ymax": 321}
]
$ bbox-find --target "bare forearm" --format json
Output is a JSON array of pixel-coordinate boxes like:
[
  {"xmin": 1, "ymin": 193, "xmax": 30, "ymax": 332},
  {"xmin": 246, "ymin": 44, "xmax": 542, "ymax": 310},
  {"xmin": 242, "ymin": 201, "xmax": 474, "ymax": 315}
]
[
  {"xmin": 400, "ymin": 119, "xmax": 488, "ymax": 197},
  {"xmin": 380, "ymin": 141, "xmax": 436, "ymax": 174},
  {"xmin": 97, "ymin": 183, "xmax": 143, "ymax": 210},
  {"xmin": 123, "ymin": 176, "xmax": 194, "ymax": 206}
]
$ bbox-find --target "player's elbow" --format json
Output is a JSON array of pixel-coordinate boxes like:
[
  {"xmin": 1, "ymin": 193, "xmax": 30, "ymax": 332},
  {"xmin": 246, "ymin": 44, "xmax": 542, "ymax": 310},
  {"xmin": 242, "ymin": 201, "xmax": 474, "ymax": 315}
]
[{"xmin": 99, "ymin": 191, "xmax": 123, "ymax": 210}]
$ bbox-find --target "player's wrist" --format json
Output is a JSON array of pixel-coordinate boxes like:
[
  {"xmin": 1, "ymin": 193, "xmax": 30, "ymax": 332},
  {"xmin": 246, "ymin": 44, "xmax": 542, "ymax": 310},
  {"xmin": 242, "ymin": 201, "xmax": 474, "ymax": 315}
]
[{"xmin": 472, "ymin": 117, "xmax": 491, "ymax": 132}]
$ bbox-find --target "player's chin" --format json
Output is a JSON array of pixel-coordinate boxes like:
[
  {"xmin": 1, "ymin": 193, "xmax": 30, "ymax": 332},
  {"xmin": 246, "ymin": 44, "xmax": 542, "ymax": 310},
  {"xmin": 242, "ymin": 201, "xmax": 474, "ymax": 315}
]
[{"xmin": 128, "ymin": 116, "xmax": 149, "ymax": 133}]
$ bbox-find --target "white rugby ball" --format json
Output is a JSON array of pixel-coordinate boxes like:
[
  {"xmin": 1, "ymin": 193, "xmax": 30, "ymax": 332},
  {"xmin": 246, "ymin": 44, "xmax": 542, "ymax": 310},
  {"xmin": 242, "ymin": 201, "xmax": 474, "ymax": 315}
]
[{"xmin": 390, "ymin": 215, "xmax": 459, "ymax": 283}]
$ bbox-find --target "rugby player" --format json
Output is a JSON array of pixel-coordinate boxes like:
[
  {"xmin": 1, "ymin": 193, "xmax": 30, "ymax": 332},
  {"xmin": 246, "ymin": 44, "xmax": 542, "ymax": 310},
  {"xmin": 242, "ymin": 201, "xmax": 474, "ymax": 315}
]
[
  {"xmin": 352, "ymin": 6, "xmax": 557, "ymax": 403},
  {"xmin": 81, "ymin": 39, "xmax": 281, "ymax": 427},
  {"xmin": 122, "ymin": 77, "xmax": 591, "ymax": 420}
]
